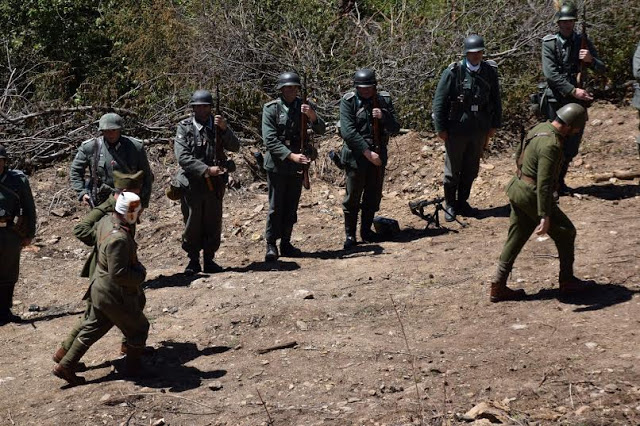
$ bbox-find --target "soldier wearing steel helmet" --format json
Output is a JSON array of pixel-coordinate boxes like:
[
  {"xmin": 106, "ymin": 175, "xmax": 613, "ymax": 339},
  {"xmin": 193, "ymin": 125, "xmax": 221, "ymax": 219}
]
[
  {"xmin": 432, "ymin": 34, "xmax": 502, "ymax": 223},
  {"xmin": 70, "ymin": 112, "xmax": 154, "ymax": 209},
  {"xmin": 541, "ymin": 2, "xmax": 605, "ymax": 194},
  {"xmin": 489, "ymin": 103, "xmax": 591, "ymax": 303},
  {"xmin": 173, "ymin": 89, "xmax": 240, "ymax": 274},
  {"xmin": 261, "ymin": 72, "xmax": 326, "ymax": 262},
  {"xmin": 0, "ymin": 144, "xmax": 36, "ymax": 325},
  {"xmin": 339, "ymin": 68, "xmax": 400, "ymax": 250}
]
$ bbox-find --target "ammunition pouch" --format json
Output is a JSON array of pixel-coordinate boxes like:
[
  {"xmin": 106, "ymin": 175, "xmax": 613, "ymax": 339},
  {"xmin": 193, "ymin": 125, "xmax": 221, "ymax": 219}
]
[
  {"xmin": 328, "ymin": 150, "xmax": 344, "ymax": 170},
  {"xmin": 165, "ymin": 182, "xmax": 183, "ymax": 201},
  {"xmin": 448, "ymin": 95, "xmax": 464, "ymax": 122},
  {"xmin": 13, "ymin": 216, "xmax": 29, "ymax": 239}
]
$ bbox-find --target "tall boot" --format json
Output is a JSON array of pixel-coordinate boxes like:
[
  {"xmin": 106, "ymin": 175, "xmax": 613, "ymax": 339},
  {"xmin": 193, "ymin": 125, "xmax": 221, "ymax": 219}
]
[
  {"xmin": 443, "ymin": 183, "xmax": 457, "ymax": 222},
  {"xmin": 457, "ymin": 182, "xmax": 477, "ymax": 217},
  {"xmin": 124, "ymin": 344, "xmax": 155, "ymax": 378},
  {"xmin": 280, "ymin": 226, "xmax": 302, "ymax": 257},
  {"xmin": 343, "ymin": 212, "xmax": 358, "ymax": 250},
  {"xmin": 360, "ymin": 210, "xmax": 380, "ymax": 242},
  {"xmin": 490, "ymin": 261, "xmax": 526, "ymax": 303},
  {"xmin": 53, "ymin": 339, "xmax": 89, "ymax": 386},
  {"xmin": 265, "ymin": 240, "xmax": 279, "ymax": 262},
  {"xmin": 184, "ymin": 252, "xmax": 201, "ymax": 275},
  {"xmin": 557, "ymin": 250, "xmax": 588, "ymax": 295}
]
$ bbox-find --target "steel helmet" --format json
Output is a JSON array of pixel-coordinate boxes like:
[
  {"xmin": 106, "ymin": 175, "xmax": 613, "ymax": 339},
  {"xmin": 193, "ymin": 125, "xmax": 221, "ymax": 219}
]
[
  {"xmin": 353, "ymin": 68, "xmax": 377, "ymax": 87},
  {"xmin": 189, "ymin": 89, "xmax": 213, "ymax": 105},
  {"xmin": 275, "ymin": 72, "xmax": 301, "ymax": 90},
  {"xmin": 98, "ymin": 113, "xmax": 123, "ymax": 131},
  {"xmin": 556, "ymin": 103, "xmax": 587, "ymax": 128},
  {"xmin": 555, "ymin": 4, "xmax": 577, "ymax": 22},
  {"xmin": 463, "ymin": 35, "xmax": 485, "ymax": 54}
]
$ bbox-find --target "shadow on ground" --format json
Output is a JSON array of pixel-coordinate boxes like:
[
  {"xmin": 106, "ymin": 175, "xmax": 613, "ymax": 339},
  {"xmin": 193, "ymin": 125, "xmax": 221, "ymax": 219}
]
[
  {"xmin": 572, "ymin": 183, "xmax": 640, "ymax": 200},
  {"xmin": 526, "ymin": 282, "xmax": 639, "ymax": 312}
]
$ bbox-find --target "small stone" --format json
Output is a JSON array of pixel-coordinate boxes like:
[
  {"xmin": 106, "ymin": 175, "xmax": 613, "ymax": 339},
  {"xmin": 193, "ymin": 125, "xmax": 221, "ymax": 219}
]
[
  {"xmin": 45, "ymin": 236, "xmax": 61, "ymax": 245},
  {"xmin": 511, "ymin": 324, "xmax": 527, "ymax": 330},
  {"xmin": 50, "ymin": 208, "xmax": 69, "ymax": 218},
  {"xmin": 296, "ymin": 320, "xmax": 308, "ymax": 331},
  {"xmin": 209, "ymin": 381, "xmax": 223, "ymax": 391},
  {"xmin": 368, "ymin": 389, "xmax": 377, "ymax": 396},
  {"xmin": 251, "ymin": 233, "xmax": 263, "ymax": 241},
  {"xmin": 585, "ymin": 342, "xmax": 598, "ymax": 350},
  {"xmin": 575, "ymin": 405, "xmax": 590, "ymax": 415},
  {"xmin": 152, "ymin": 419, "xmax": 166, "ymax": 426},
  {"xmin": 347, "ymin": 397, "xmax": 361, "ymax": 403},
  {"xmin": 294, "ymin": 289, "xmax": 314, "ymax": 300},
  {"xmin": 253, "ymin": 204, "xmax": 264, "ymax": 213},
  {"xmin": 604, "ymin": 384, "xmax": 618, "ymax": 393},
  {"xmin": 590, "ymin": 119, "xmax": 603, "ymax": 126},
  {"xmin": 99, "ymin": 393, "xmax": 112, "ymax": 402}
]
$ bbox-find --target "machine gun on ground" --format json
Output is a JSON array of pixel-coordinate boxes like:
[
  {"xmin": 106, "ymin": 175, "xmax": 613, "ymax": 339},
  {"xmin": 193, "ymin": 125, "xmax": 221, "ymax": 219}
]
[{"xmin": 409, "ymin": 197, "xmax": 467, "ymax": 228}]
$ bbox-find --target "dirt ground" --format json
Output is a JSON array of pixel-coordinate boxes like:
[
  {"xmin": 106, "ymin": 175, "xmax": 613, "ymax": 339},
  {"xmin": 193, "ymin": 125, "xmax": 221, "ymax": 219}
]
[{"xmin": 1, "ymin": 102, "xmax": 639, "ymax": 426}]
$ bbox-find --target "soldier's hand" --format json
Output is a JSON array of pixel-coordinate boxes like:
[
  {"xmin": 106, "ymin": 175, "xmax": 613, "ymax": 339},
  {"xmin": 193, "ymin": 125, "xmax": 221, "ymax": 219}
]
[
  {"xmin": 438, "ymin": 131, "xmax": 449, "ymax": 142},
  {"xmin": 573, "ymin": 88, "xmax": 593, "ymax": 102},
  {"xmin": 21, "ymin": 238, "xmax": 32, "ymax": 247},
  {"xmin": 81, "ymin": 194, "xmax": 92, "ymax": 206},
  {"xmin": 214, "ymin": 115, "xmax": 227, "ymax": 131},
  {"xmin": 301, "ymin": 104, "xmax": 318, "ymax": 122},
  {"xmin": 579, "ymin": 49, "xmax": 593, "ymax": 64},
  {"xmin": 534, "ymin": 216, "xmax": 550, "ymax": 236},
  {"xmin": 207, "ymin": 165, "xmax": 226, "ymax": 176},
  {"xmin": 288, "ymin": 153, "xmax": 310, "ymax": 165},
  {"xmin": 364, "ymin": 149, "xmax": 382, "ymax": 166},
  {"xmin": 372, "ymin": 108, "xmax": 382, "ymax": 119}
]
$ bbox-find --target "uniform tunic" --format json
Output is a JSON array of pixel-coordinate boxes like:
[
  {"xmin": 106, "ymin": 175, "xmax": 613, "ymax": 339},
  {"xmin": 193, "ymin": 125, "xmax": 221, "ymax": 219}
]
[
  {"xmin": 498, "ymin": 122, "xmax": 576, "ymax": 280},
  {"xmin": 70, "ymin": 136, "xmax": 154, "ymax": 207},
  {"xmin": 0, "ymin": 169, "xmax": 36, "ymax": 314},
  {"xmin": 632, "ymin": 41, "xmax": 640, "ymax": 149},
  {"xmin": 432, "ymin": 59, "xmax": 502, "ymax": 202},
  {"xmin": 73, "ymin": 215, "xmax": 148, "ymax": 350},
  {"xmin": 339, "ymin": 90, "xmax": 400, "ymax": 219},
  {"xmin": 261, "ymin": 97, "xmax": 326, "ymax": 242},
  {"xmin": 173, "ymin": 116, "xmax": 240, "ymax": 257}
]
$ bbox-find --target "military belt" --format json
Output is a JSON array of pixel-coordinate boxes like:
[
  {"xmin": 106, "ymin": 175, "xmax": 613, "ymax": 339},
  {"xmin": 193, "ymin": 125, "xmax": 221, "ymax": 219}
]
[{"xmin": 516, "ymin": 170, "xmax": 536, "ymax": 186}]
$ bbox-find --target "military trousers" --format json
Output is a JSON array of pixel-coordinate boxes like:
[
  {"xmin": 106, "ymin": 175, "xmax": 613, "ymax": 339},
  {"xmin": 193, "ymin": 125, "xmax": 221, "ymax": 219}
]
[
  {"xmin": 443, "ymin": 129, "xmax": 486, "ymax": 201},
  {"xmin": 72, "ymin": 292, "xmax": 149, "ymax": 352},
  {"xmin": 342, "ymin": 162, "xmax": 385, "ymax": 218},
  {"xmin": 265, "ymin": 171, "xmax": 303, "ymax": 243},
  {"xmin": 180, "ymin": 188, "xmax": 224, "ymax": 258},
  {"xmin": 498, "ymin": 180, "xmax": 576, "ymax": 281},
  {"xmin": 0, "ymin": 228, "xmax": 21, "ymax": 314}
]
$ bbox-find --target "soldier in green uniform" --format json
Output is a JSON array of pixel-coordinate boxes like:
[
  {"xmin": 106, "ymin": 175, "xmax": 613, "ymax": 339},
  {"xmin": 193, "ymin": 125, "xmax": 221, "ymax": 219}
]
[
  {"xmin": 340, "ymin": 69, "xmax": 400, "ymax": 249},
  {"xmin": 432, "ymin": 34, "xmax": 502, "ymax": 222},
  {"xmin": 0, "ymin": 145, "xmax": 37, "ymax": 325},
  {"xmin": 70, "ymin": 112, "xmax": 154, "ymax": 209},
  {"xmin": 53, "ymin": 192, "xmax": 147, "ymax": 385},
  {"xmin": 52, "ymin": 171, "xmax": 144, "ymax": 364},
  {"xmin": 541, "ymin": 3, "xmax": 606, "ymax": 193},
  {"xmin": 262, "ymin": 72, "xmax": 326, "ymax": 261},
  {"xmin": 489, "ymin": 104, "xmax": 589, "ymax": 303},
  {"xmin": 174, "ymin": 89, "xmax": 240, "ymax": 274},
  {"xmin": 632, "ymin": 40, "xmax": 640, "ymax": 157}
]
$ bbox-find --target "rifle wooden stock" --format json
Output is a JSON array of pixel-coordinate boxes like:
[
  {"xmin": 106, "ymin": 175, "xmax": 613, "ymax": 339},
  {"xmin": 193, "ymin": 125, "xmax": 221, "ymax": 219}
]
[
  {"xmin": 576, "ymin": 8, "xmax": 588, "ymax": 89},
  {"xmin": 300, "ymin": 79, "xmax": 310, "ymax": 190}
]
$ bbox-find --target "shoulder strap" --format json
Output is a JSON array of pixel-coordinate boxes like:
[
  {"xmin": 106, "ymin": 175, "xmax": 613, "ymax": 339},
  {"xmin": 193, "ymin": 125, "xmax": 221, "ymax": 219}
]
[
  {"xmin": 108, "ymin": 139, "xmax": 133, "ymax": 174},
  {"xmin": 517, "ymin": 132, "xmax": 551, "ymax": 170},
  {"xmin": 91, "ymin": 138, "xmax": 102, "ymax": 202}
]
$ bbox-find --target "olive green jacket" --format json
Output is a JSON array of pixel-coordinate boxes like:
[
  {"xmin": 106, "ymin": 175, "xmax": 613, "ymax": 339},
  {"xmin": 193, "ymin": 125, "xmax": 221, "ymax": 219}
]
[
  {"xmin": 70, "ymin": 135, "xmax": 154, "ymax": 207},
  {"xmin": 432, "ymin": 59, "xmax": 502, "ymax": 134},
  {"xmin": 262, "ymin": 97, "xmax": 326, "ymax": 175},
  {"xmin": 90, "ymin": 215, "xmax": 146, "ymax": 311},
  {"xmin": 632, "ymin": 41, "xmax": 640, "ymax": 110},
  {"xmin": 541, "ymin": 32, "xmax": 605, "ymax": 104},
  {"xmin": 173, "ymin": 116, "xmax": 240, "ymax": 193},
  {"xmin": 339, "ymin": 90, "xmax": 400, "ymax": 169},
  {"xmin": 508, "ymin": 121, "xmax": 563, "ymax": 218},
  {"xmin": 0, "ymin": 169, "xmax": 36, "ymax": 238}
]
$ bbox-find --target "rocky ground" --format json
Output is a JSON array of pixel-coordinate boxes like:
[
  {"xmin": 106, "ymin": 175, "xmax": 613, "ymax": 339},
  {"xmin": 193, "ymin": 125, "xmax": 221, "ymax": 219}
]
[{"xmin": 1, "ymin": 102, "xmax": 639, "ymax": 425}]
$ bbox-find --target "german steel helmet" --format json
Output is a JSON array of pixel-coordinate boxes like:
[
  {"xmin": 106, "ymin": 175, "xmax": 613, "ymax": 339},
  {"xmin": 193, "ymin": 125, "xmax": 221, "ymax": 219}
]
[
  {"xmin": 275, "ymin": 72, "xmax": 301, "ymax": 89},
  {"xmin": 463, "ymin": 34, "xmax": 485, "ymax": 54},
  {"xmin": 0, "ymin": 144, "xmax": 7, "ymax": 159},
  {"xmin": 555, "ymin": 4, "xmax": 578, "ymax": 22},
  {"xmin": 189, "ymin": 89, "xmax": 213, "ymax": 105},
  {"xmin": 556, "ymin": 103, "xmax": 587, "ymax": 128},
  {"xmin": 353, "ymin": 68, "xmax": 377, "ymax": 87},
  {"xmin": 98, "ymin": 113, "xmax": 123, "ymax": 131}
]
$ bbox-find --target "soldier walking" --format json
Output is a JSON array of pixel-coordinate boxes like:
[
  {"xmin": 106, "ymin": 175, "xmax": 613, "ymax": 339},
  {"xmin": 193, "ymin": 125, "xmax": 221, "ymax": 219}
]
[
  {"xmin": 541, "ymin": 3, "xmax": 606, "ymax": 194},
  {"xmin": 53, "ymin": 192, "xmax": 147, "ymax": 385},
  {"xmin": 262, "ymin": 72, "xmax": 326, "ymax": 261},
  {"xmin": 0, "ymin": 145, "xmax": 36, "ymax": 325},
  {"xmin": 432, "ymin": 35, "xmax": 502, "ymax": 222},
  {"xmin": 632, "ymin": 40, "xmax": 640, "ymax": 157},
  {"xmin": 339, "ymin": 69, "xmax": 400, "ymax": 249},
  {"xmin": 489, "ymin": 104, "xmax": 590, "ymax": 303},
  {"xmin": 70, "ymin": 112, "xmax": 154, "ymax": 208},
  {"xmin": 52, "ymin": 171, "xmax": 145, "ymax": 364},
  {"xmin": 173, "ymin": 90, "xmax": 240, "ymax": 274}
]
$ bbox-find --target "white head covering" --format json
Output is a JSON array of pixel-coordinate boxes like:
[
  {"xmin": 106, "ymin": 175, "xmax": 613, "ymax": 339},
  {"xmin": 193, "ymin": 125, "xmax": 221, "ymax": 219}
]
[{"xmin": 115, "ymin": 192, "xmax": 142, "ymax": 224}]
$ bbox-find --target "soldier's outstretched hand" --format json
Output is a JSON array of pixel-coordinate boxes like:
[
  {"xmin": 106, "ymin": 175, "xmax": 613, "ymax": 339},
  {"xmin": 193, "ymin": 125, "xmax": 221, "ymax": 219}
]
[
  {"xmin": 579, "ymin": 49, "xmax": 593, "ymax": 64},
  {"xmin": 573, "ymin": 88, "xmax": 593, "ymax": 102},
  {"xmin": 535, "ymin": 216, "xmax": 550, "ymax": 236},
  {"xmin": 301, "ymin": 104, "xmax": 317, "ymax": 122},
  {"xmin": 288, "ymin": 153, "xmax": 310, "ymax": 165}
]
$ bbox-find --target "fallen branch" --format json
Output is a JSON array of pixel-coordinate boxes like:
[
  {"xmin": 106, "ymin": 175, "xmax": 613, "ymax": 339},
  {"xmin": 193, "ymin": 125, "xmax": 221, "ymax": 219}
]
[
  {"xmin": 0, "ymin": 106, "xmax": 138, "ymax": 124},
  {"xmin": 256, "ymin": 389, "xmax": 273, "ymax": 425},
  {"xmin": 256, "ymin": 341, "xmax": 297, "ymax": 354},
  {"xmin": 590, "ymin": 170, "xmax": 640, "ymax": 182}
]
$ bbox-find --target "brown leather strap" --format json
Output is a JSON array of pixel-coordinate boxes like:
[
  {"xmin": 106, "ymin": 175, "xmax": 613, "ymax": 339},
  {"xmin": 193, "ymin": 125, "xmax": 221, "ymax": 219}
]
[{"xmin": 516, "ymin": 169, "xmax": 536, "ymax": 185}]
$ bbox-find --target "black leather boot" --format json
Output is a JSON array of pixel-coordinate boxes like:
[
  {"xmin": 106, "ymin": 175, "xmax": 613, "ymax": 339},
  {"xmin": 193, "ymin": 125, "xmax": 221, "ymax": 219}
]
[{"xmin": 265, "ymin": 242, "xmax": 279, "ymax": 262}]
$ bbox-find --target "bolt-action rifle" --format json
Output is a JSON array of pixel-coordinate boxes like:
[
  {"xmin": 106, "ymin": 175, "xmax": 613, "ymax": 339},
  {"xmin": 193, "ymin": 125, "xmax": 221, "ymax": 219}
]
[
  {"xmin": 371, "ymin": 88, "xmax": 383, "ymax": 187},
  {"xmin": 576, "ymin": 4, "xmax": 588, "ymax": 89},
  {"xmin": 300, "ymin": 75, "xmax": 311, "ymax": 190}
]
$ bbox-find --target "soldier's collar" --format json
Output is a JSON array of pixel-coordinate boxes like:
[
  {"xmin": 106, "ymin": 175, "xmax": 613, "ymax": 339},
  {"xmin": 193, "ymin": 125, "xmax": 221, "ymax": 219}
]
[
  {"xmin": 192, "ymin": 116, "xmax": 212, "ymax": 132},
  {"xmin": 106, "ymin": 136, "xmax": 122, "ymax": 151}
]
